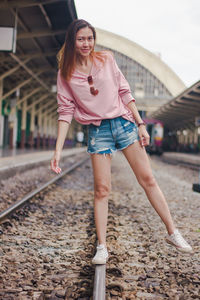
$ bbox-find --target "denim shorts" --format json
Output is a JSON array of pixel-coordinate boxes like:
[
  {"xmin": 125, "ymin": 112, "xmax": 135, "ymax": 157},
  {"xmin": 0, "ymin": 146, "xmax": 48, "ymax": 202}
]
[{"xmin": 87, "ymin": 116, "xmax": 139, "ymax": 154}]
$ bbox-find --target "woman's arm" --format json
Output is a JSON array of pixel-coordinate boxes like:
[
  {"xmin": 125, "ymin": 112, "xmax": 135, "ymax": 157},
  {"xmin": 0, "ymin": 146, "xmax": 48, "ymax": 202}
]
[
  {"xmin": 51, "ymin": 71, "xmax": 76, "ymax": 173},
  {"xmin": 127, "ymin": 101, "xmax": 143, "ymax": 124},
  {"xmin": 127, "ymin": 101, "xmax": 150, "ymax": 148},
  {"xmin": 51, "ymin": 120, "xmax": 70, "ymax": 173}
]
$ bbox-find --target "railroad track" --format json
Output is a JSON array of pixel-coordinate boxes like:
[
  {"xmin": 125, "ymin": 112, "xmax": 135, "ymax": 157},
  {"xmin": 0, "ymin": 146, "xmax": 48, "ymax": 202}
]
[
  {"xmin": 0, "ymin": 155, "xmax": 89, "ymax": 223},
  {"xmin": 1, "ymin": 152, "xmax": 197, "ymax": 298},
  {"xmin": 0, "ymin": 154, "xmax": 106, "ymax": 300}
]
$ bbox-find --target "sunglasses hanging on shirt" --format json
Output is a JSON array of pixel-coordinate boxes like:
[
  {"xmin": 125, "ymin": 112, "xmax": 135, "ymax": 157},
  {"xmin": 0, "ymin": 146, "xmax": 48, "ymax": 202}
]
[{"xmin": 88, "ymin": 75, "xmax": 99, "ymax": 96}]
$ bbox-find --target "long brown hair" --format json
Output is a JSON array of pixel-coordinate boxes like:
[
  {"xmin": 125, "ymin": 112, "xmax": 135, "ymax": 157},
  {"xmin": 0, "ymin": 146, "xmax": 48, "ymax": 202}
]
[{"xmin": 57, "ymin": 19, "xmax": 107, "ymax": 81}]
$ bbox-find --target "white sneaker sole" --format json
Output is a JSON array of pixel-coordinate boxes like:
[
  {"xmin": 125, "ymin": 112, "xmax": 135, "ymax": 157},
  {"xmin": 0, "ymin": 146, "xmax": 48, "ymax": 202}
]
[
  {"xmin": 91, "ymin": 256, "xmax": 108, "ymax": 265},
  {"xmin": 166, "ymin": 238, "xmax": 193, "ymax": 253}
]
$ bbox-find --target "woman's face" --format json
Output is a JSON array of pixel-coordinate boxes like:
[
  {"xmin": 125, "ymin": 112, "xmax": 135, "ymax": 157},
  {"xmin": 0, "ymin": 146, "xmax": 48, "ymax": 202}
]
[{"xmin": 75, "ymin": 27, "xmax": 95, "ymax": 58}]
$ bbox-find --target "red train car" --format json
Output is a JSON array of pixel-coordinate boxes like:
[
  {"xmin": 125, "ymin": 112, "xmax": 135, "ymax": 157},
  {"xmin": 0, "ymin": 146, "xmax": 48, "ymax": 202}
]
[{"xmin": 144, "ymin": 118, "xmax": 164, "ymax": 155}]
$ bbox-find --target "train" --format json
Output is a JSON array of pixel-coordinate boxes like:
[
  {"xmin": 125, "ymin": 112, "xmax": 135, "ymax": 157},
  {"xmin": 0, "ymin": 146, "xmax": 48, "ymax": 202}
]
[{"xmin": 144, "ymin": 118, "xmax": 164, "ymax": 155}]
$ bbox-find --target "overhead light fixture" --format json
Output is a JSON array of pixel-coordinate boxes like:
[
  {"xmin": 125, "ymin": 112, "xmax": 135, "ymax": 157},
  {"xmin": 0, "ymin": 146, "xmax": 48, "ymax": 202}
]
[
  {"xmin": 0, "ymin": 27, "xmax": 16, "ymax": 53},
  {"xmin": 0, "ymin": 9, "xmax": 17, "ymax": 53}
]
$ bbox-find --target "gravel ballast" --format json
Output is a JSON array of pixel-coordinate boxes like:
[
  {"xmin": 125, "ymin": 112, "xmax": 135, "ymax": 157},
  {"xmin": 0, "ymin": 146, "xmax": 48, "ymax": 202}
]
[{"xmin": 0, "ymin": 152, "xmax": 199, "ymax": 299}]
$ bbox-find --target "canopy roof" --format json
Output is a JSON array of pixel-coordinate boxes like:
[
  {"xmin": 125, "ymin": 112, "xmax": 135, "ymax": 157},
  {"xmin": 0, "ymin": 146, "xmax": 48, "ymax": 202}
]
[{"xmin": 150, "ymin": 80, "xmax": 200, "ymax": 130}]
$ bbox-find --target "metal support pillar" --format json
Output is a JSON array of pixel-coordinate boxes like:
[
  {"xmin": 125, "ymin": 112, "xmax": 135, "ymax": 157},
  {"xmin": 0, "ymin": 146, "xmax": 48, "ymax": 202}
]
[
  {"xmin": 9, "ymin": 122, "xmax": 14, "ymax": 149},
  {"xmin": 29, "ymin": 105, "xmax": 35, "ymax": 148},
  {"xmin": 9, "ymin": 97, "xmax": 18, "ymax": 149},
  {"xmin": 37, "ymin": 109, "xmax": 42, "ymax": 149},
  {"xmin": 42, "ymin": 116, "xmax": 47, "ymax": 149},
  {"xmin": 20, "ymin": 99, "xmax": 27, "ymax": 149}
]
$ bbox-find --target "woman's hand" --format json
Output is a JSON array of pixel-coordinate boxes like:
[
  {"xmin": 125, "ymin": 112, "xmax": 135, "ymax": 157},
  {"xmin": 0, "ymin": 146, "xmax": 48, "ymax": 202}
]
[
  {"xmin": 138, "ymin": 126, "xmax": 150, "ymax": 147},
  {"xmin": 51, "ymin": 121, "xmax": 69, "ymax": 174},
  {"xmin": 51, "ymin": 150, "xmax": 62, "ymax": 174}
]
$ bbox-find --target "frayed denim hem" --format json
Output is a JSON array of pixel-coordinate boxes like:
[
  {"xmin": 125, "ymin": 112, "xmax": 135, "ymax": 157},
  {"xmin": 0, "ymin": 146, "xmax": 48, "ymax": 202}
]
[{"xmin": 87, "ymin": 148, "xmax": 117, "ymax": 157}]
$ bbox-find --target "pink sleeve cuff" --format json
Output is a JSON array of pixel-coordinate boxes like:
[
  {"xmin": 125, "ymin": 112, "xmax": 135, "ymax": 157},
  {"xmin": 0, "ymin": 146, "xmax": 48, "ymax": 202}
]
[
  {"xmin": 57, "ymin": 92, "xmax": 75, "ymax": 124},
  {"xmin": 57, "ymin": 115, "xmax": 73, "ymax": 124},
  {"xmin": 122, "ymin": 94, "xmax": 136, "ymax": 105}
]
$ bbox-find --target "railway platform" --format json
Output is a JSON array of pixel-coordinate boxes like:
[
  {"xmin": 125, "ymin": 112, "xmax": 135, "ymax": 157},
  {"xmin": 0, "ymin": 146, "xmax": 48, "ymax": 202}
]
[
  {"xmin": 162, "ymin": 152, "xmax": 200, "ymax": 168},
  {"xmin": 0, "ymin": 147, "xmax": 86, "ymax": 180},
  {"xmin": 0, "ymin": 149, "xmax": 199, "ymax": 173}
]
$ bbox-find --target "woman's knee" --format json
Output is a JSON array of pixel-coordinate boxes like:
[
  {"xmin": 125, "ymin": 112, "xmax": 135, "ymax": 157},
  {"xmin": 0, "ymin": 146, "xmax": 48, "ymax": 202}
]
[
  {"xmin": 94, "ymin": 182, "xmax": 111, "ymax": 199},
  {"xmin": 138, "ymin": 172, "xmax": 156, "ymax": 189}
]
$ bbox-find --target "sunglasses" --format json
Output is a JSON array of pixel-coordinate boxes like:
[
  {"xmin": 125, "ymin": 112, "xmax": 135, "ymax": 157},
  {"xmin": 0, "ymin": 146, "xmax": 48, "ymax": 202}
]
[{"xmin": 87, "ymin": 75, "xmax": 99, "ymax": 96}]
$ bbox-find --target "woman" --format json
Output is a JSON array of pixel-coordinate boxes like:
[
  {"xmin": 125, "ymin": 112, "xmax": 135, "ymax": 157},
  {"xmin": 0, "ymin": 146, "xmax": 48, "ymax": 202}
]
[{"xmin": 51, "ymin": 19, "xmax": 192, "ymax": 264}]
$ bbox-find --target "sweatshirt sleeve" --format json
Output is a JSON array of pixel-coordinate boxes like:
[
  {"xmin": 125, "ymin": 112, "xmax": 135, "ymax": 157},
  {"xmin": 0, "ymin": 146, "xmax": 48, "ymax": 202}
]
[
  {"xmin": 111, "ymin": 55, "xmax": 135, "ymax": 105},
  {"xmin": 56, "ymin": 70, "xmax": 76, "ymax": 124}
]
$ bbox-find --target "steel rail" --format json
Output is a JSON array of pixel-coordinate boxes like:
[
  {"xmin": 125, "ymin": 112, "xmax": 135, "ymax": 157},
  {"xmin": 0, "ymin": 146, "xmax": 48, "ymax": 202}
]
[
  {"xmin": 93, "ymin": 264, "xmax": 106, "ymax": 300},
  {"xmin": 0, "ymin": 156, "xmax": 89, "ymax": 222}
]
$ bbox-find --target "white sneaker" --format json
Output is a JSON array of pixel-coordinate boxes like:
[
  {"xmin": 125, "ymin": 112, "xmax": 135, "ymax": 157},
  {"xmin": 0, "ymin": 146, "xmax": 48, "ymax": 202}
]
[
  {"xmin": 166, "ymin": 229, "xmax": 193, "ymax": 253},
  {"xmin": 92, "ymin": 244, "xmax": 108, "ymax": 264}
]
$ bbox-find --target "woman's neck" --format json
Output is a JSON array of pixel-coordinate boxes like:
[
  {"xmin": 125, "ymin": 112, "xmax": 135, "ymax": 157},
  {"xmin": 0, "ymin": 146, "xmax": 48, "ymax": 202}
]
[
  {"xmin": 76, "ymin": 55, "xmax": 92, "ymax": 67},
  {"xmin": 76, "ymin": 55, "xmax": 93, "ymax": 75}
]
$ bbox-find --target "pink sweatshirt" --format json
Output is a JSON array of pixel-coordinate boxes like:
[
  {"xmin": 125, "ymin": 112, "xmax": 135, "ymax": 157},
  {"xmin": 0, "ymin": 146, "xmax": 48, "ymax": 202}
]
[{"xmin": 57, "ymin": 52, "xmax": 136, "ymax": 126}]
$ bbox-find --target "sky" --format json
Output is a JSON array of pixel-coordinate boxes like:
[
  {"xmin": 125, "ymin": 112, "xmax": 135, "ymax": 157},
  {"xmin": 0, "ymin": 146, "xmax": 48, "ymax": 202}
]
[{"xmin": 75, "ymin": 0, "xmax": 200, "ymax": 87}]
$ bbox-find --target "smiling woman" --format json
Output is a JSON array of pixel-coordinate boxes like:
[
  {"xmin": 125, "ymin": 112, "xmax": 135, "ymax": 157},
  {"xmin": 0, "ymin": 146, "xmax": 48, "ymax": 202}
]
[
  {"xmin": 51, "ymin": 19, "xmax": 193, "ymax": 266},
  {"xmin": 57, "ymin": 19, "xmax": 106, "ymax": 81},
  {"xmin": 76, "ymin": 27, "xmax": 94, "ymax": 55},
  {"xmin": 75, "ymin": 27, "xmax": 95, "ymax": 75}
]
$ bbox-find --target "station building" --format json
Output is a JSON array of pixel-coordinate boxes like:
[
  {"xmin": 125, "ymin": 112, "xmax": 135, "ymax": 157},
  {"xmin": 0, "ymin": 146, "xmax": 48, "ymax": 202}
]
[{"xmin": 0, "ymin": 0, "xmax": 199, "ymax": 152}]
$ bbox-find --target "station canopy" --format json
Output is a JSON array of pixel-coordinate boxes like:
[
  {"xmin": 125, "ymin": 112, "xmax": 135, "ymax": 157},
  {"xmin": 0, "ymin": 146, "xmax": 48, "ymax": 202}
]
[
  {"xmin": 150, "ymin": 80, "xmax": 200, "ymax": 131},
  {"xmin": 0, "ymin": 0, "xmax": 77, "ymax": 110}
]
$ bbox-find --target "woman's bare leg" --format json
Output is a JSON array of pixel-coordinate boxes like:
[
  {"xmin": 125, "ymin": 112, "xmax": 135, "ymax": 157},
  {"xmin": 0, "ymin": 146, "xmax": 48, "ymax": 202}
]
[
  {"xmin": 90, "ymin": 154, "xmax": 112, "ymax": 246},
  {"xmin": 122, "ymin": 142, "xmax": 175, "ymax": 234}
]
